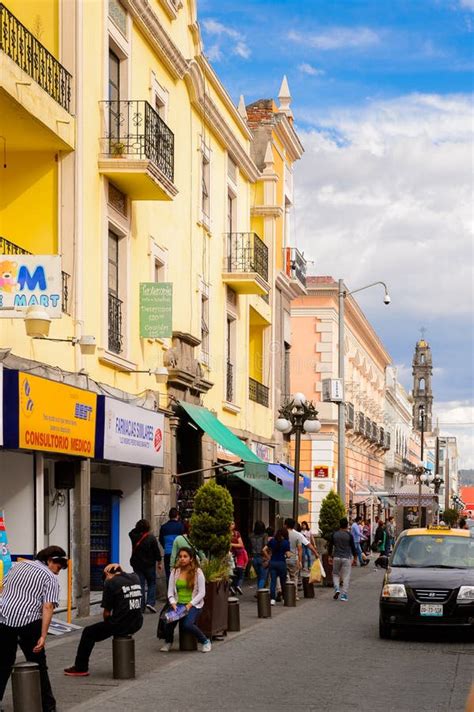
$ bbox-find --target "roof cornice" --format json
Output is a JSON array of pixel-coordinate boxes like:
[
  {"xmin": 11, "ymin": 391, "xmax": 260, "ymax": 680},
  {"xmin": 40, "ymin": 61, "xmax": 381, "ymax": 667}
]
[{"xmin": 274, "ymin": 114, "xmax": 304, "ymax": 162}]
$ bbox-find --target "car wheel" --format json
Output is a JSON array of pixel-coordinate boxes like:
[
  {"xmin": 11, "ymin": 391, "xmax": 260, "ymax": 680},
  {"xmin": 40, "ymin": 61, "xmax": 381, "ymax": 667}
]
[{"xmin": 379, "ymin": 616, "xmax": 392, "ymax": 639}]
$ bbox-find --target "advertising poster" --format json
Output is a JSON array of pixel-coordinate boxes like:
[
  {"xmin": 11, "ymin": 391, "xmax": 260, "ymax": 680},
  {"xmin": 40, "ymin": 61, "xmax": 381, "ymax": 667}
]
[
  {"xmin": 0, "ymin": 511, "xmax": 12, "ymax": 583},
  {"xmin": 0, "ymin": 255, "xmax": 62, "ymax": 317},
  {"xmin": 102, "ymin": 397, "xmax": 165, "ymax": 467},
  {"xmin": 18, "ymin": 373, "xmax": 97, "ymax": 456}
]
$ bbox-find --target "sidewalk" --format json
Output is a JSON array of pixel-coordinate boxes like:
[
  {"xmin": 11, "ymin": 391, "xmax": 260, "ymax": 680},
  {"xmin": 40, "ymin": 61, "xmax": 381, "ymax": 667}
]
[{"xmin": 1, "ymin": 578, "xmax": 338, "ymax": 712}]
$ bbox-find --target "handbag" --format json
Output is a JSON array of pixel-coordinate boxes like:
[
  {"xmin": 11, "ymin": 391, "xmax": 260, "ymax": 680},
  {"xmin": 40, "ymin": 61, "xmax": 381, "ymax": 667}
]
[{"xmin": 156, "ymin": 603, "xmax": 170, "ymax": 639}]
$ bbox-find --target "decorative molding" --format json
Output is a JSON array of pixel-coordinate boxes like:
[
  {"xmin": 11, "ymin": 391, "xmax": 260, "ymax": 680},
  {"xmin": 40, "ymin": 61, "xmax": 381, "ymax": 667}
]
[
  {"xmin": 222, "ymin": 401, "xmax": 241, "ymax": 415},
  {"xmin": 98, "ymin": 348, "xmax": 138, "ymax": 372},
  {"xmin": 158, "ymin": 0, "xmax": 183, "ymax": 21},
  {"xmin": 274, "ymin": 114, "xmax": 304, "ymax": 163},
  {"xmin": 251, "ymin": 205, "xmax": 283, "ymax": 218}
]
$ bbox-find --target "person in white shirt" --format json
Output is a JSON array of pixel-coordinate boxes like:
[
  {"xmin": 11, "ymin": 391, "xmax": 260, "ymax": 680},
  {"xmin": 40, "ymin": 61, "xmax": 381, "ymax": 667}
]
[{"xmin": 284, "ymin": 519, "xmax": 319, "ymax": 599}]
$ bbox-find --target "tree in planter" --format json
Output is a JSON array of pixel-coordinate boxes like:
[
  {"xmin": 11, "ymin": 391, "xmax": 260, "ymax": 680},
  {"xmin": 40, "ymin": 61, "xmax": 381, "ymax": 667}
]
[
  {"xmin": 190, "ymin": 481, "xmax": 233, "ymax": 579},
  {"xmin": 319, "ymin": 490, "xmax": 346, "ymax": 542},
  {"xmin": 440, "ymin": 508, "xmax": 459, "ymax": 527}
]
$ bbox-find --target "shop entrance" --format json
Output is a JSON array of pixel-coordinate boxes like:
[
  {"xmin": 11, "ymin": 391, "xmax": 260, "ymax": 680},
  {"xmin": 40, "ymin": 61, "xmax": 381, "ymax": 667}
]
[{"xmin": 176, "ymin": 417, "xmax": 202, "ymax": 521}]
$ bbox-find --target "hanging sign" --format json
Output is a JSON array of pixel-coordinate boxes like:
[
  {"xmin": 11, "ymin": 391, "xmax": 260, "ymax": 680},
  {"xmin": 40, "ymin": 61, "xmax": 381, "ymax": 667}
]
[
  {"xmin": 18, "ymin": 373, "xmax": 97, "ymax": 456},
  {"xmin": 322, "ymin": 378, "xmax": 343, "ymax": 402},
  {"xmin": 139, "ymin": 282, "xmax": 172, "ymax": 338},
  {"xmin": 0, "ymin": 255, "xmax": 62, "ymax": 317},
  {"xmin": 100, "ymin": 397, "xmax": 165, "ymax": 467},
  {"xmin": 314, "ymin": 465, "xmax": 330, "ymax": 478},
  {"xmin": 0, "ymin": 511, "xmax": 12, "ymax": 583}
]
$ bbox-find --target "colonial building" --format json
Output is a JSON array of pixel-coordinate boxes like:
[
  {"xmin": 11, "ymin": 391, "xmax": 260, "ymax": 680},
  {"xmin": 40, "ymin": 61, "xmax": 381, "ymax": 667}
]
[{"xmin": 384, "ymin": 366, "xmax": 418, "ymax": 493}]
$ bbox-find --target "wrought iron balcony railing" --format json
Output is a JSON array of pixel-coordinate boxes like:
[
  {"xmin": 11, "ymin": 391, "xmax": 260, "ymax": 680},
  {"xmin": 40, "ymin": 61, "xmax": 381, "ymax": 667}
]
[
  {"xmin": 226, "ymin": 360, "xmax": 234, "ymax": 403},
  {"xmin": 61, "ymin": 271, "xmax": 70, "ymax": 314},
  {"xmin": 249, "ymin": 377, "xmax": 269, "ymax": 407},
  {"xmin": 283, "ymin": 247, "xmax": 307, "ymax": 287},
  {"xmin": 108, "ymin": 292, "xmax": 123, "ymax": 354},
  {"xmin": 100, "ymin": 100, "xmax": 174, "ymax": 182},
  {"xmin": 0, "ymin": 236, "xmax": 30, "ymax": 254},
  {"xmin": 0, "ymin": 4, "xmax": 72, "ymax": 112},
  {"xmin": 225, "ymin": 232, "xmax": 268, "ymax": 282}
]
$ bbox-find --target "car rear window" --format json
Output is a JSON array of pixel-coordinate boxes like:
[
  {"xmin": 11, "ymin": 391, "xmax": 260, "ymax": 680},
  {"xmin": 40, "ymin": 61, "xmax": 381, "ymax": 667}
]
[{"xmin": 391, "ymin": 535, "xmax": 474, "ymax": 569}]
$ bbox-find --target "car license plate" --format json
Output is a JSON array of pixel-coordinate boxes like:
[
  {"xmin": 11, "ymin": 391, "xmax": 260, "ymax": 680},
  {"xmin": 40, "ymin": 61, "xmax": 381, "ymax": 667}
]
[{"xmin": 420, "ymin": 604, "xmax": 443, "ymax": 617}]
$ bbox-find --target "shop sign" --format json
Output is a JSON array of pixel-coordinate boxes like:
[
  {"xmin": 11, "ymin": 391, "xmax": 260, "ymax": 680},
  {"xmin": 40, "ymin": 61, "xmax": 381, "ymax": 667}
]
[
  {"xmin": 0, "ymin": 511, "xmax": 12, "ymax": 583},
  {"xmin": 0, "ymin": 255, "xmax": 62, "ymax": 317},
  {"xmin": 139, "ymin": 282, "xmax": 172, "ymax": 338},
  {"xmin": 0, "ymin": 364, "xmax": 3, "ymax": 446},
  {"xmin": 250, "ymin": 441, "xmax": 274, "ymax": 463},
  {"xmin": 18, "ymin": 373, "xmax": 96, "ymax": 456},
  {"xmin": 322, "ymin": 378, "xmax": 343, "ymax": 402},
  {"xmin": 100, "ymin": 397, "xmax": 165, "ymax": 467},
  {"xmin": 314, "ymin": 465, "xmax": 330, "ymax": 478}
]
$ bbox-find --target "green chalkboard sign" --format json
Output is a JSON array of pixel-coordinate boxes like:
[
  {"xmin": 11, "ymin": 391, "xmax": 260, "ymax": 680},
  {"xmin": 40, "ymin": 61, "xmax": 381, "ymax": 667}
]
[{"xmin": 139, "ymin": 282, "xmax": 173, "ymax": 338}]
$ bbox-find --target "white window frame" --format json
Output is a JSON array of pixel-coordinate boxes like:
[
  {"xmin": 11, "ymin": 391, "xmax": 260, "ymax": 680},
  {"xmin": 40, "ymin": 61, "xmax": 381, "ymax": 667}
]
[
  {"xmin": 200, "ymin": 139, "xmax": 211, "ymax": 229},
  {"xmin": 150, "ymin": 71, "xmax": 169, "ymax": 122},
  {"xmin": 200, "ymin": 281, "xmax": 210, "ymax": 366}
]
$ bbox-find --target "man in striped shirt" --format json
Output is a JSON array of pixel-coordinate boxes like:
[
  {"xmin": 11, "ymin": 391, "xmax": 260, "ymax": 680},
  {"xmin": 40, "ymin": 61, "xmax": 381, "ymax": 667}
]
[{"xmin": 0, "ymin": 546, "xmax": 67, "ymax": 712}]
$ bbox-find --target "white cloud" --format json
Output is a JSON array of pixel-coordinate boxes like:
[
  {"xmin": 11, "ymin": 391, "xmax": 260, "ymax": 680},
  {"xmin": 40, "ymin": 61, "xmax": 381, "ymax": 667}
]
[
  {"xmin": 289, "ymin": 27, "xmax": 380, "ymax": 50},
  {"xmin": 294, "ymin": 93, "xmax": 474, "ymax": 318},
  {"xmin": 433, "ymin": 401, "xmax": 474, "ymax": 469},
  {"xmin": 460, "ymin": 0, "xmax": 474, "ymax": 10},
  {"xmin": 202, "ymin": 18, "xmax": 250, "ymax": 61},
  {"xmin": 298, "ymin": 62, "xmax": 325, "ymax": 76}
]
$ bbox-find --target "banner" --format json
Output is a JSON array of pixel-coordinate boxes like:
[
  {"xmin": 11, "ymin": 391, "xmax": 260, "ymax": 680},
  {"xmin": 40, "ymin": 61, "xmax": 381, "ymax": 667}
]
[
  {"xmin": 139, "ymin": 282, "xmax": 172, "ymax": 338},
  {"xmin": 101, "ymin": 397, "xmax": 165, "ymax": 467},
  {"xmin": 18, "ymin": 373, "xmax": 97, "ymax": 456},
  {"xmin": 0, "ymin": 511, "xmax": 12, "ymax": 583},
  {"xmin": 0, "ymin": 255, "xmax": 62, "ymax": 317}
]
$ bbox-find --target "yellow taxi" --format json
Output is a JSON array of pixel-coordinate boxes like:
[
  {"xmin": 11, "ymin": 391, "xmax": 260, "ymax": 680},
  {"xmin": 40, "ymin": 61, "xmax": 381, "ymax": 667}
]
[{"xmin": 379, "ymin": 525, "xmax": 474, "ymax": 638}]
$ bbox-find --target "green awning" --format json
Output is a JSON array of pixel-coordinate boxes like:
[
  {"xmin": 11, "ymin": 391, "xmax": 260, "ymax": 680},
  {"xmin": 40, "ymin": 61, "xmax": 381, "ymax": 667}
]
[
  {"xmin": 225, "ymin": 465, "xmax": 307, "ymax": 506},
  {"xmin": 179, "ymin": 402, "xmax": 263, "ymax": 464}
]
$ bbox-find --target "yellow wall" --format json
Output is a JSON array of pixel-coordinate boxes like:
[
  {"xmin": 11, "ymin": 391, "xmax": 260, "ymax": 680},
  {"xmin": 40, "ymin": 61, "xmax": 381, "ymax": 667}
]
[{"xmin": 5, "ymin": 0, "xmax": 59, "ymax": 56}]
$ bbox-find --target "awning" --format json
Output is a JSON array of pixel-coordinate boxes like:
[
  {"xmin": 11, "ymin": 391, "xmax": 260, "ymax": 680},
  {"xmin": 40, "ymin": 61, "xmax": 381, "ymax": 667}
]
[
  {"xmin": 179, "ymin": 402, "xmax": 265, "ymax": 476},
  {"xmin": 268, "ymin": 463, "xmax": 310, "ymax": 493},
  {"xmin": 224, "ymin": 465, "xmax": 307, "ymax": 506}
]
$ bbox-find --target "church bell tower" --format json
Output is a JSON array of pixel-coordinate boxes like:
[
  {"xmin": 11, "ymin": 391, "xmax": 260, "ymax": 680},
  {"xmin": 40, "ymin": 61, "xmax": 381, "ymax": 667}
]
[{"xmin": 412, "ymin": 337, "xmax": 433, "ymax": 432}]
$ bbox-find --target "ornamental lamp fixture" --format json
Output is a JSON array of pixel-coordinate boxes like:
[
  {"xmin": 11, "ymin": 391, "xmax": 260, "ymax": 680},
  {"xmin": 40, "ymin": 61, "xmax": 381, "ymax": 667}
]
[{"xmin": 24, "ymin": 305, "xmax": 52, "ymax": 338}]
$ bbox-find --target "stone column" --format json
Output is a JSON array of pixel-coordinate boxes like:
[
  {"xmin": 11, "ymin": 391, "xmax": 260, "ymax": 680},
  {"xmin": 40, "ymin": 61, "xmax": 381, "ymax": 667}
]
[{"xmin": 73, "ymin": 459, "xmax": 90, "ymax": 618}]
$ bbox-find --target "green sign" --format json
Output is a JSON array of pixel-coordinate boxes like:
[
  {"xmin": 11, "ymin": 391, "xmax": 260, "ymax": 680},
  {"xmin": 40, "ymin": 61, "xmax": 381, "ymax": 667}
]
[{"xmin": 139, "ymin": 282, "xmax": 172, "ymax": 338}]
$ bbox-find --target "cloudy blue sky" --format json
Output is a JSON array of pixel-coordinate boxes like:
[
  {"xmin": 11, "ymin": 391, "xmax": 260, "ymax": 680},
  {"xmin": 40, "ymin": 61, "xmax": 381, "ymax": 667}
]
[{"xmin": 197, "ymin": 0, "xmax": 474, "ymax": 467}]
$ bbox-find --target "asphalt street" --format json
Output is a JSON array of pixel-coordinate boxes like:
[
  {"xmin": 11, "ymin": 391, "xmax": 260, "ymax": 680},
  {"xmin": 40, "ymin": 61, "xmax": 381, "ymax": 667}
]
[{"xmin": 3, "ymin": 566, "xmax": 473, "ymax": 712}]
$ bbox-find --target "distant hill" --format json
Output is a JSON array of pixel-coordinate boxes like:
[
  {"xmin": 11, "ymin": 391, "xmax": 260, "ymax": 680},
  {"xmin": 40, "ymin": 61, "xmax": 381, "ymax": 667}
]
[{"xmin": 460, "ymin": 469, "xmax": 474, "ymax": 485}]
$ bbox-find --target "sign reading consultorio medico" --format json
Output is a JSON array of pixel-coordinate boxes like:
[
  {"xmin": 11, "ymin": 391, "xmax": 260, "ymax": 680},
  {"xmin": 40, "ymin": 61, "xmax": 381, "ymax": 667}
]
[{"xmin": 18, "ymin": 372, "xmax": 97, "ymax": 456}]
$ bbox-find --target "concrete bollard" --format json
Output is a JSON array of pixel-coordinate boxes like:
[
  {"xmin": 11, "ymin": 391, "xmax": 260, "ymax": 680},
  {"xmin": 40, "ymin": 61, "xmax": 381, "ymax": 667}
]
[
  {"xmin": 257, "ymin": 588, "xmax": 271, "ymax": 618},
  {"xmin": 302, "ymin": 577, "xmax": 315, "ymax": 598},
  {"xmin": 12, "ymin": 662, "xmax": 42, "ymax": 712},
  {"xmin": 113, "ymin": 636, "xmax": 135, "ymax": 679},
  {"xmin": 179, "ymin": 626, "xmax": 198, "ymax": 651},
  {"xmin": 227, "ymin": 596, "xmax": 241, "ymax": 632},
  {"xmin": 284, "ymin": 581, "xmax": 297, "ymax": 607}
]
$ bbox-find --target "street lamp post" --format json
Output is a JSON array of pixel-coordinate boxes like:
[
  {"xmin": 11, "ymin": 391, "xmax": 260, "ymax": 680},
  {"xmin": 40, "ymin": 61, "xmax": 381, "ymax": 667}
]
[
  {"xmin": 337, "ymin": 280, "xmax": 390, "ymax": 505},
  {"xmin": 275, "ymin": 393, "xmax": 321, "ymax": 522},
  {"xmin": 416, "ymin": 405, "xmax": 426, "ymax": 527}
]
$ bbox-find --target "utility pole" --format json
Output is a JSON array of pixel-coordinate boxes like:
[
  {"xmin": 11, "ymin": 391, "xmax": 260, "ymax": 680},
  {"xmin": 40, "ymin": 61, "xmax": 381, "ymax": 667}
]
[
  {"xmin": 337, "ymin": 279, "xmax": 346, "ymax": 506},
  {"xmin": 417, "ymin": 406, "xmax": 425, "ymax": 527}
]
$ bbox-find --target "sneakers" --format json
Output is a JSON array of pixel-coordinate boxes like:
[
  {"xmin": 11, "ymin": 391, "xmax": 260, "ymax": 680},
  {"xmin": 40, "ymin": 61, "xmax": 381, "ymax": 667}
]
[
  {"xmin": 333, "ymin": 589, "xmax": 340, "ymax": 600},
  {"xmin": 235, "ymin": 586, "xmax": 243, "ymax": 595},
  {"xmin": 340, "ymin": 593, "xmax": 348, "ymax": 602},
  {"xmin": 160, "ymin": 643, "xmax": 172, "ymax": 652},
  {"xmin": 202, "ymin": 640, "xmax": 212, "ymax": 653},
  {"xmin": 146, "ymin": 604, "xmax": 157, "ymax": 613},
  {"xmin": 64, "ymin": 666, "xmax": 89, "ymax": 677},
  {"xmin": 270, "ymin": 599, "xmax": 276, "ymax": 605}
]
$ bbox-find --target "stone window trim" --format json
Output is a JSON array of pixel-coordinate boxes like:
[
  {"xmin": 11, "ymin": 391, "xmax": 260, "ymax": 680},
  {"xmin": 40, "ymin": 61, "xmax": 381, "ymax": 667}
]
[{"xmin": 107, "ymin": 2, "xmax": 131, "ymax": 60}]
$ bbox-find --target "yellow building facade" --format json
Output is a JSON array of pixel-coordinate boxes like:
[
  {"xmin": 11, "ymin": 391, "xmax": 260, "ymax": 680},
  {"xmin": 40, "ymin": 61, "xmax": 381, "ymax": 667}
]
[{"xmin": 0, "ymin": 0, "xmax": 307, "ymax": 612}]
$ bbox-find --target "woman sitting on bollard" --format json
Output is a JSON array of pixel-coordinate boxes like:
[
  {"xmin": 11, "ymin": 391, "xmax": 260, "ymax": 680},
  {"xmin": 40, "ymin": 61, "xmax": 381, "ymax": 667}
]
[
  {"xmin": 264, "ymin": 529, "xmax": 290, "ymax": 606},
  {"xmin": 160, "ymin": 548, "xmax": 211, "ymax": 653}
]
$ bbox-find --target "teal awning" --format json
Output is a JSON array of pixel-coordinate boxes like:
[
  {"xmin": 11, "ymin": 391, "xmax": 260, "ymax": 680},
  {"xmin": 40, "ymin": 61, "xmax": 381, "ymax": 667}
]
[
  {"xmin": 224, "ymin": 465, "xmax": 307, "ymax": 506},
  {"xmin": 179, "ymin": 401, "xmax": 263, "ymax": 465}
]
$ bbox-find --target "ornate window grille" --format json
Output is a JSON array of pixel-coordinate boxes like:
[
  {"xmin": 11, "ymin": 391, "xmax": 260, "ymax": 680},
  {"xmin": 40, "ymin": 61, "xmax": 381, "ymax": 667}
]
[
  {"xmin": 108, "ymin": 292, "xmax": 123, "ymax": 354},
  {"xmin": 249, "ymin": 377, "xmax": 269, "ymax": 407}
]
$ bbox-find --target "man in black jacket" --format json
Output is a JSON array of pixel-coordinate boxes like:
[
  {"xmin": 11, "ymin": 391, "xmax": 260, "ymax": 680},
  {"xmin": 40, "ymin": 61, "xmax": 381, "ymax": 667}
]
[
  {"xmin": 128, "ymin": 519, "xmax": 162, "ymax": 612},
  {"xmin": 64, "ymin": 564, "xmax": 143, "ymax": 677}
]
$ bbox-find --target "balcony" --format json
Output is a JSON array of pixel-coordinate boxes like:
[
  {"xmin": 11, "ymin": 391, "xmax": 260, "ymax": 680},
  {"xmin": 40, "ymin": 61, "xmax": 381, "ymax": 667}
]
[
  {"xmin": 283, "ymin": 247, "xmax": 307, "ymax": 295},
  {"xmin": 0, "ymin": 3, "xmax": 74, "ymax": 150},
  {"xmin": 99, "ymin": 100, "xmax": 177, "ymax": 201},
  {"xmin": 345, "ymin": 402, "xmax": 355, "ymax": 429},
  {"xmin": 249, "ymin": 377, "xmax": 269, "ymax": 407},
  {"xmin": 108, "ymin": 293, "xmax": 123, "ymax": 354},
  {"xmin": 223, "ymin": 233, "xmax": 269, "ymax": 295}
]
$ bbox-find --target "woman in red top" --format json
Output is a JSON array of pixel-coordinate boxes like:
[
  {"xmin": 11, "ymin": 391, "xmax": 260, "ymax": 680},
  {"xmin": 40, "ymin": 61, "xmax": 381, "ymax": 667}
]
[{"xmin": 230, "ymin": 521, "xmax": 248, "ymax": 595}]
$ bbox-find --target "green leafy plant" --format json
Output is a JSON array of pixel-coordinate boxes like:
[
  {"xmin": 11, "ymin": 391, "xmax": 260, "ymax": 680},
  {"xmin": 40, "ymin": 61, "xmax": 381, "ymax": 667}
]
[
  {"xmin": 318, "ymin": 490, "xmax": 346, "ymax": 541},
  {"xmin": 190, "ymin": 481, "xmax": 233, "ymax": 573},
  {"xmin": 111, "ymin": 141, "xmax": 126, "ymax": 156},
  {"xmin": 440, "ymin": 508, "xmax": 459, "ymax": 527},
  {"xmin": 200, "ymin": 557, "xmax": 231, "ymax": 582}
]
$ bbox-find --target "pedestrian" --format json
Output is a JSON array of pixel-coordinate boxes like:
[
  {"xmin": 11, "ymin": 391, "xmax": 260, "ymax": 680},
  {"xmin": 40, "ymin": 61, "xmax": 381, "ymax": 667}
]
[
  {"xmin": 160, "ymin": 547, "xmax": 211, "ymax": 653},
  {"xmin": 264, "ymin": 528, "xmax": 291, "ymax": 605},
  {"xmin": 0, "ymin": 545, "xmax": 67, "ymax": 712},
  {"xmin": 249, "ymin": 520, "xmax": 268, "ymax": 590},
  {"xmin": 386, "ymin": 516, "xmax": 396, "ymax": 551},
  {"xmin": 361, "ymin": 519, "xmax": 371, "ymax": 554},
  {"xmin": 64, "ymin": 564, "xmax": 143, "ymax": 677},
  {"xmin": 159, "ymin": 508, "xmax": 185, "ymax": 582},
  {"xmin": 458, "ymin": 518, "xmax": 469, "ymax": 530},
  {"xmin": 129, "ymin": 519, "xmax": 162, "ymax": 613},
  {"xmin": 350, "ymin": 516, "xmax": 367, "ymax": 566},
  {"xmin": 230, "ymin": 521, "xmax": 247, "ymax": 595},
  {"xmin": 373, "ymin": 520, "xmax": 390, "ymax": 556},
  {"xmin": 284, "ymin": 518, "xmax": 319, "ymax": 599},
  {"xmin": 328, "ymin": 518, "xmax": 357, "ymax": 602},
  {"xmin": 300, "ymin": 520, "xmax": 316, "ymax": 569},
  {"xmin": 169, "ymin": 528, "xmax": 204, "ymax": 568}
]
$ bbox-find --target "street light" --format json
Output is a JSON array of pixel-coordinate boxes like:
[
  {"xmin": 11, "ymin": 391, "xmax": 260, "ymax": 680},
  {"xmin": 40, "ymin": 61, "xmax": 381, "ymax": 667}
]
[
  {"xmin": 415, "ymin": 404, "xmax": 426, "ymax": 527},
  {"xmin": 337, "ymin": 279, "xmax": 390, "ymax": 505},
  {"xmin": 276, "ymin": 394, "xmax": 321, "ymax": 521}
]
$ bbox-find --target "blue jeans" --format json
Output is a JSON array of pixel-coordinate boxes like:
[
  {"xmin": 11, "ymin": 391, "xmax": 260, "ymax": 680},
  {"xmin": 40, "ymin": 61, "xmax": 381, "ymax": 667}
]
[
  {"xmin": 164, "ymin": 606, "xmax": 207, "ymax": 645},
  {"xmin": 354, "ymin": 542, "xmax": 363, "ymax": 565},
  {"xmin": 269, "ymin": 561, "xmax": 287, "ymax": 600},
  {"xmin": 134, "ymin": 567, "xmax": 157, "ymax": 608},
  {"xmin": 252, "ymin": 555, "xmax": 268, "ymax": 589},
  {"xmin": 302, "ymin": 545, "xmax": 312, "ymax": 569}
]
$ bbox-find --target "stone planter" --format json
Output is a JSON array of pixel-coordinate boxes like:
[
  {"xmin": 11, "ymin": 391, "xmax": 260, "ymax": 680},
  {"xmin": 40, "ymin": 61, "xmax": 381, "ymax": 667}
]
[{"xmin": 199, "ymin": 580, "xmax": 229, "ymax": 639}]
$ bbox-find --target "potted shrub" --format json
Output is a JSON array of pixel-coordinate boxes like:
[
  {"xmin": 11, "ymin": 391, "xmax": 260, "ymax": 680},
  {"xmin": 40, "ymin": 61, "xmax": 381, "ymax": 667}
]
[
  {"xmin": 190, "ymin": 481, "xmax": 233, "ymax": 638},
  {"xmin": 318, "ymin": 490, "xmax": 346, "ymax": 587},
  {"xmin": 111, "ymin": 140, "xmax": 126, "ymax": 157}
]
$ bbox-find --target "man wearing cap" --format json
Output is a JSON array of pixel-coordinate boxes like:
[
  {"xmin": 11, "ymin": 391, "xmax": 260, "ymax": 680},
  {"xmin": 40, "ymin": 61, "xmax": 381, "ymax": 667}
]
[
  {"xmin": 64, "ymin": 563, "xmax": 143, "ymax": 677},
  {"xmin": 0, "ymin": 545, "xmax": 67, "ymax": 712}
]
